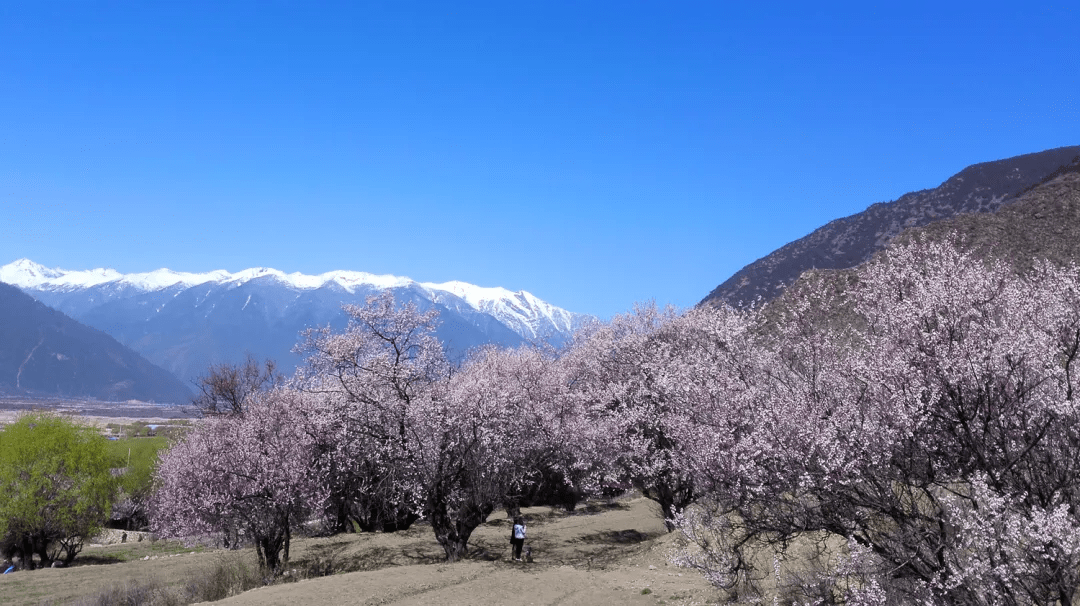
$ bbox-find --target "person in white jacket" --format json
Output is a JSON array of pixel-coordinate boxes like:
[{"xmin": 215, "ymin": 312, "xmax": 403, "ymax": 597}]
[{"xmin": 510, "ymin": 516, "xmax": 527, "ymax": 561}]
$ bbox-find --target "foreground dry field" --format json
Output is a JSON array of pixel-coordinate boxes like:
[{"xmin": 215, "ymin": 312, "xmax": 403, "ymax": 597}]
[{"xmin": 1, "ymin": 497, "xmax": 719, "ymax": 606}]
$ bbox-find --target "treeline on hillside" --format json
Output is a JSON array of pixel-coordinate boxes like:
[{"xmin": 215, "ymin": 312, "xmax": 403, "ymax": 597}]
[{"xmin": 13, "ymin": 236, "xmax": 1065, "ymax": 604}]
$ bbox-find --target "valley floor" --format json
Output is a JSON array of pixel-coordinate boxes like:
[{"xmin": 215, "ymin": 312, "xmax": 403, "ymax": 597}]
[{"xmin": 0, "ymin": 397, "xmax": 191, "ymax": 427}]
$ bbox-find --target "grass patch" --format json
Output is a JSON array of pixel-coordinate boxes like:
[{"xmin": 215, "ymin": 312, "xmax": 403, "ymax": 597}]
[
  {"xmin": 66, "ymin": 578, "xmax": 179, "ymax": 606},
  {"xmin": 15, "ymin": 497, "xmax": 715, "ymax": 606},
  {"xmin": 56, "ymin": 553, "xmax": 266, "ymax": 606},
  {"xmin": 183, "ymin": 554, "xmax": 267, "ymax": 602},
  {"xmin": 87, "ymin": 539, "xmax": 205, "ymax": 564}
]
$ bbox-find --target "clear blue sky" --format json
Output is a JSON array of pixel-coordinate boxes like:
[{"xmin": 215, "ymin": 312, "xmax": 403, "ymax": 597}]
[{"xmin": 1, "ymin": 1, "xmax": 1077, "ymax": 318}]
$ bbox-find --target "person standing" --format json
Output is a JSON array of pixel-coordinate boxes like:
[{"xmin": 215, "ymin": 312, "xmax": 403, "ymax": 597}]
[{"xmin": 510, "ymin": 516, "xmax": 527, "ymax": 561}]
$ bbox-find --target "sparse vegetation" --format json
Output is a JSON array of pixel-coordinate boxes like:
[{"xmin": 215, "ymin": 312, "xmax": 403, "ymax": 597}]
[{"xmin": 56, "ymin": 553, "xmax": 266, "ymax": 606}]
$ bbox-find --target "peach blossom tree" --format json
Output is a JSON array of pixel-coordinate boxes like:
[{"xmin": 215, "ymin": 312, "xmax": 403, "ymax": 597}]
[
  {"xmin": 674, "ymin": 241, "xmax": 1080, "ymax": 604},
  {"xmin": 150, "ymin": 388, "xmax": 323, "ymax": 572}
]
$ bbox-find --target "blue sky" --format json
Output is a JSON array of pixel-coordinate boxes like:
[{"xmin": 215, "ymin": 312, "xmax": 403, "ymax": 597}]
[{"xmin": 1, "ymin": 1, "xmax": 1077, "ymax": 318}]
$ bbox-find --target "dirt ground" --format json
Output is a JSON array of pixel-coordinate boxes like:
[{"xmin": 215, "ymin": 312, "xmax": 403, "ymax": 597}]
[{"xmin": 1, "ymin": 498, "xmax": 720, "ymax": 606}]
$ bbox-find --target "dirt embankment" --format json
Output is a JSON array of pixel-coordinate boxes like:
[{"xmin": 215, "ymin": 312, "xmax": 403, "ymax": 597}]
[
  {"xmin": 2, "ymin": 498, "xmax": 718, "ymax": 606},
  {"xmin": 211, "ymin": 499, "xmax": 715, "ymax": 606}
]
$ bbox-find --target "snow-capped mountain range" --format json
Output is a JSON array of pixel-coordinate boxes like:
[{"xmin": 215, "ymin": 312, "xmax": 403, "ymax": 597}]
[{"xmin": 1, "ymin": 259, "xmax": 591, "ymax": 384}]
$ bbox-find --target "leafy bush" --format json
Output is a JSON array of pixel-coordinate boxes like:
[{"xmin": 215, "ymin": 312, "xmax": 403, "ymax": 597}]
[
  {"xmin": 106, "ymin": 436, "xmax": 170, "ymax": 530},
  {"xmin": 0, "ymin": 413, "xmax": 116, "ymax": 569}
]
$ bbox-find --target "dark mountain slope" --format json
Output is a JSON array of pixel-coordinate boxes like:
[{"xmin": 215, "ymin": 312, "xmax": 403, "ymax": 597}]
[
  {"xmin": 0, "ymin": 282, "xmax": 193, "ymax": 403},
  {"xmin": 758, "ymin": 165, "xmax": 1080, "ymax": 337},
  {"xmin": 900, "ymin": 166, "xmax": 1080, "ymax": 272},
  {"xmin": 702, "ymin": 146, "xmax": 1080, "ymax": 307}
]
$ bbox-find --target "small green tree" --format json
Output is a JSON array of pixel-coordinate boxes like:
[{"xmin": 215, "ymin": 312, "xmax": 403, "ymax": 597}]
[
  {"xmin": 108, "ymin": 436, "xmax": 171, "ymax": 530},
  {"xmin": 0, "ymin": 413, "xmax": 115, "ymax": 569}
]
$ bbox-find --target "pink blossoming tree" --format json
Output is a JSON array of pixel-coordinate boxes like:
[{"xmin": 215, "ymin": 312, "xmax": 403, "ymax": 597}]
[
  {"xmin": 675, "ymin": 240, "xmax": 1080, "ymax": 604},
  {"xmin": 569, "ymin": 302, "xmax": 759, "ymax": 531},
  {"xmin": 295, "ymin": 291, "xmax": 447, "ymax": 534},
  {"xmin": 151, "ymin": 388, "xmax": 323, "ymax": 572}
]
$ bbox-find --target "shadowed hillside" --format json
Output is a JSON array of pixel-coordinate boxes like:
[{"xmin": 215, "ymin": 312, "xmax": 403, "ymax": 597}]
[
  {"xmin": 0, "ymin": 282, "xmax": 193, "ymax": 403},
  {"xmin": 702, "ymin": 146, "xmax": 1080, "ymax": 307},
  {"xmin": 900, "ymin": 166, "xmax": 1080, "ymax": 271}
]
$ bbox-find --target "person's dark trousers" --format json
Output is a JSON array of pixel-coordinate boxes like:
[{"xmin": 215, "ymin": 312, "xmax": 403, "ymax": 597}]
[{"xmin": 511, "ymin": 538, "xmax": 524, "ymax": 559}]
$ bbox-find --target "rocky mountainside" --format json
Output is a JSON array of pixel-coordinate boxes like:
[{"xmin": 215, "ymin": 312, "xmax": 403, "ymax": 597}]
[
  {"xmin": 1, "ymin": 263, "xmax": 591, "ymax": 384},
  {"xmin": 701, "ymin": 145, "xmax": 1080, "ymax": 307},
  {"xmin": 0, "ymin": 282, "xmax": 193, "ymax": 403},
  {"xmin": 900, "ymin": 165, "xmax": 1080, "ymax": 272}
]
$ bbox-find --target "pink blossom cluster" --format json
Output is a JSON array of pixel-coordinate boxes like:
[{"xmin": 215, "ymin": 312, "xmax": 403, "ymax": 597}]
[
  {"xmin": 150, "ymin": 388, "xmax": 323, "ymax": 572},
  {"xmin": 670, "ymin": 240, "xmax": 1080, "ymax": 604}
]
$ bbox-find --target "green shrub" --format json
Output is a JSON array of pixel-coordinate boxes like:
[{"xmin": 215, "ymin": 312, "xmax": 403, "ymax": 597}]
[
  {"xmin": 106, "ymin": 436, "xmax": 171, "ymax": 530},
  {"xmin": 0, "ymin": 413, "xmax": 116, "ymax": 569}
]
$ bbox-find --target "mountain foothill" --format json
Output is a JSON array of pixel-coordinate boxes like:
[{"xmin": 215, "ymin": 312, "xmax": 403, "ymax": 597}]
[
  {"xmin": 0, "ymin": 282, "xmax": 193, "ymax": 403},
  {"xmin": 2, "ymin": 144, "xmax": 1078, "ymax": 406}
]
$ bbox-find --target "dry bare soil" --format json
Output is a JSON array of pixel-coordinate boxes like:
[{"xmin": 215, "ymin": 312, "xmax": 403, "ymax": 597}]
[{"xmin": 1, "ymin": 498, "xmax": 718, "ymax": 606}]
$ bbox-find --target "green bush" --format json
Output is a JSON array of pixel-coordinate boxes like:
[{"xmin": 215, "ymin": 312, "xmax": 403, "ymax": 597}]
[
  {"xmin": 0, "ymin": 413, "xmax": 116, "ymax": 569},
  {"xmin": 107, "ymin": 436, "xmax": 171, "ymax": 530}
]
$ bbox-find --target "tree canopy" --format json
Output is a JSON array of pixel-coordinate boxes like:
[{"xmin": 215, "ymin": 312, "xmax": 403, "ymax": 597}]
[{"xmin": 0, "ymin": 413, "xmax": 115, "ymax": 569}]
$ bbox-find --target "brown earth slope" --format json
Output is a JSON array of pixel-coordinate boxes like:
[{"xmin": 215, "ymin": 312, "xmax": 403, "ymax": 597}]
[{"xmin": 1, "ymin": 498, "xmax": 718, "ymax": 606}]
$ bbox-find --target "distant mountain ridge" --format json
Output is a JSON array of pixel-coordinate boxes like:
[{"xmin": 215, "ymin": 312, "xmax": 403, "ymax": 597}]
[
  {"xmin": 0, "ymin": 282, "xmax": 193, "ymax": 402},
  {"xmin": 701, "ymin": 145, "xmax": 1080, "ymax": 307},
  {"xmin": 1, "ymin": 261, "xmax": 591, "ymax": 383}
]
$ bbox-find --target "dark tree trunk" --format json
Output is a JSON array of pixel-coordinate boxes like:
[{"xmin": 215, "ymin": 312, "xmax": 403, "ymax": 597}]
[
  {"xmin": 253, "ymin": 517, "xmax": 290, "ymax": 573},
  {"xmin": 257, "ymin": 534, "xmax": 284, "ymax": 572},
  {"xmin": 326, "ymin": 496, "xmax": 353, "ymax": 534},
  {"xmin": 643, "ymin": 476, "xmax": 696, "ymax": 532},
  {"xmin": 19, "ymin": 536, "xmax": 36, "ymax": 570},
  {"xmin": 34, "ymin": 535, "xmax": 53, "ymax": 569},
  {"xmin": 429, "ymin": 491, "xmax": 495, "ymax": 562}
]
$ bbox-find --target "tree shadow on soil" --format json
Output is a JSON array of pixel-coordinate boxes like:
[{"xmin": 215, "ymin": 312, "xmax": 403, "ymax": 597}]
[
  {"xmin": 295, "ymin": 541, "xmax": 445, "ymax": 575},
  {"xmin": 579, "ymin": 528, "xmax": 652, "ymax": 544},
  {"xmin": 69, "ymin": 553, "xmax": 127, "ymax": 566},
  {"xmin": 573, "ymin": 502, "xmax": 631, "ymax": 516}
]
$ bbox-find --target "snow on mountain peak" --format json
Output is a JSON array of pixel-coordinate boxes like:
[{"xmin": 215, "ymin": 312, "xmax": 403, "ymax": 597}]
[
  {"xmin": 120, "ymin": 268, "xmax": 231, "ymax": 290},
  {"xmin": 1, "ymin": 259, "xmax": 586, "ymax": 339},
  {"xmin": 425, "ymin": 280, "xmax": 516, "ymax": 308},
  {"xmin": 422, "ymin": 280, "xmax": 578, "ymax": 338},
  {"xmin": 0, "ymin": 258, "xmax": 122, "ymax": 288}
]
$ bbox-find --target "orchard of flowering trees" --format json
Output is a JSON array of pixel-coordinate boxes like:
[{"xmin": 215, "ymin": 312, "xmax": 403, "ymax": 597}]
[
  {"xmin": 151, "ymin": 292, "xmax": 596, "ymax": 567},
  {"xmin": 150, "ymin": 241, "xmax": 1080, "ymax": 604},
  {"xmin": 671, "ymin": 241, "xmax": 1080, "ymax": 604}
]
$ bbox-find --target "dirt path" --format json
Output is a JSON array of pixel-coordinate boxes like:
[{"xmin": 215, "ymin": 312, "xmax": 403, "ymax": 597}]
[{"xmin": 211, "ymin": 560, "xmax": 709, "ymax": 606}]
